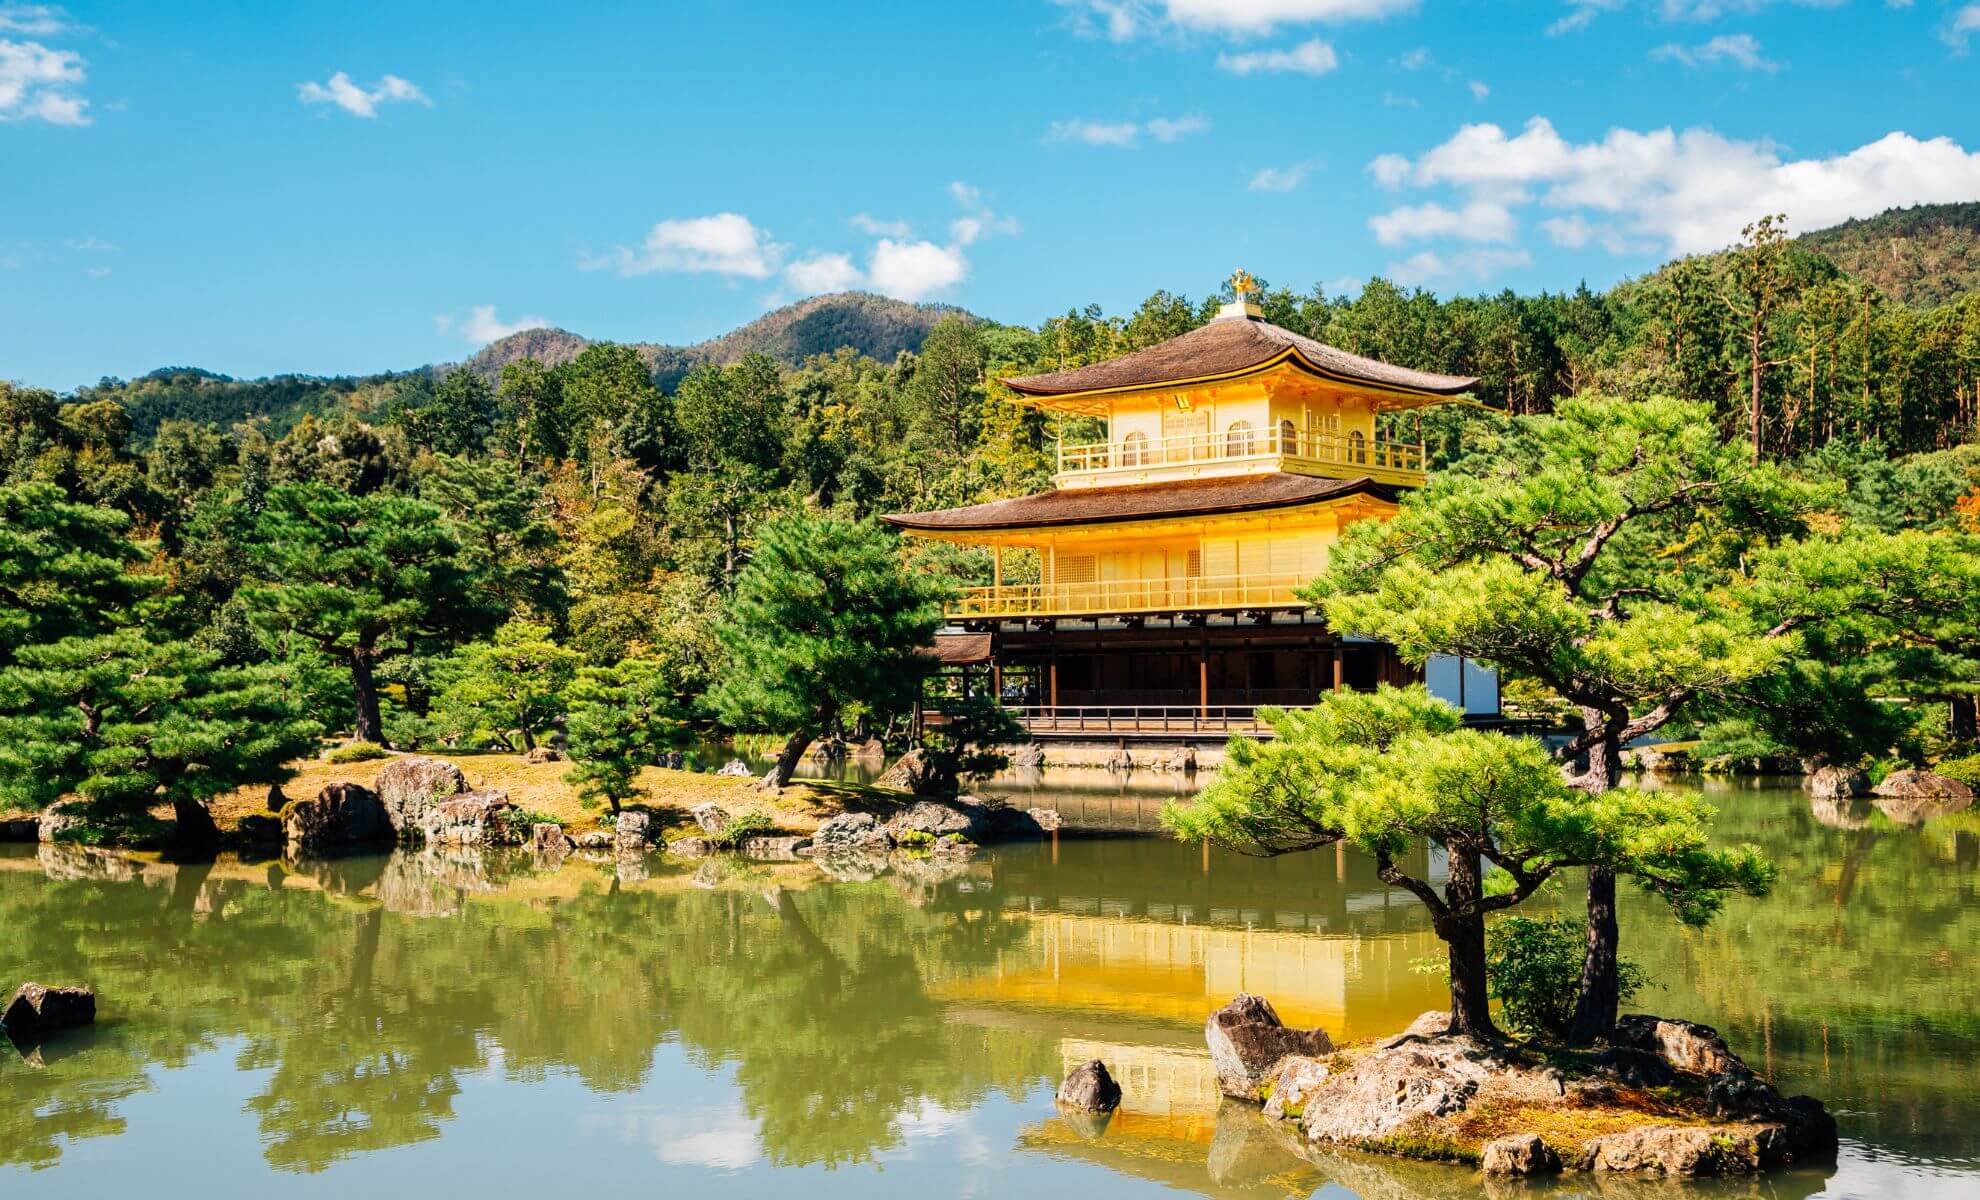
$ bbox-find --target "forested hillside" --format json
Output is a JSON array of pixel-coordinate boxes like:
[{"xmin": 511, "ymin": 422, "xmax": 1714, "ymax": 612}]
[{"xmin": 1798, "ymin": 202, "xmax": 1980, "ymax": 308}]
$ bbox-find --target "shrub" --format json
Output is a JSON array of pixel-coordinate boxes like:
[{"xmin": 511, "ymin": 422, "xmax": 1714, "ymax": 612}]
[
  {"xmin": 1486, "ymin": 916, "xmax": 1646, "ymax": 1041},
  {"xmin": 328, "ymin": 741, "xmax": 390, "ymax": 764},
  {"xmin": 896, "ymin": 829, "xmax": 935, "ymax": 850},
  {"xmin": 712, "ymin": 812, "xmax": 774, "ymax": 850},
  {"xmin": 493, "ymin": 807, "xmax": 557, "ymax": 843},
  {"xmin": 1935, "ymin": 754, "xmax": 1980, "ymax": 785}
]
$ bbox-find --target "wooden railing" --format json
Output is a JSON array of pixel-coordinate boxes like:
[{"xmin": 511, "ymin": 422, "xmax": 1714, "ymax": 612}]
[
  {"xmin": 1005, "ymin": 704, "xmax": 1275, "ymax": 736},
  {"xmin": 1056, "ymin": 427, "xmax": 1425, "ymax": 481},
  {"xmin": 949, "ymin": 571, "xmax": 1309, "ymax": 619}
]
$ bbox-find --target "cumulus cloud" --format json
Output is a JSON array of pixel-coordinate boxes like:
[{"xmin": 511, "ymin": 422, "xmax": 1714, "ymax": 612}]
[
  {"xmin": 1216, "ymin": 38, "xmax": 1338, "ymax": 75},
  {"xmin": 1368, "ymin": 199, "xmax": 1517, "ymax": 246},
  {"xmin": 1375, "ymin": 117, "xmax": 1980, "ymax": 257},
  {"xmin": 456, "ymin": 305, "xmax": 549, "ymax": 345},
  {"xmin": 0, "ymin": 36, "xmax": 87, "ymax": 124},
  {"xmin": 1651, "ymin": 32, "xmax": 1779, "ymax": 70},
  {"xmin": 1048, "ymin": 114, "xmax": 1209, "ymax": 147},
  {"xmin": 0, "ymin": 4, "xmax": 74, "ymax": 35},
  {"xmin": 1249, "ymin": 161, "xmax": 1315, "ymax": 191},
  {"xmin": 582, "ymin": 212, "xmax": 785, "ymax": 278},
  {"xmin": 1058, "ymin": 0, "xmax": 1418, "ymax": 38},
  {"xmin": 298, "ymin": 71, "xmax": 430, "ymax": 118},
  {"xmin": 866, "ymin": 239, "xmax": 968, "ymax": 300},
  {"xmin": 784, "ymin": 252, "xmax": 863, "ymax": 293},
  {"xmin": 1387, "ymin": 247, "xmax": 1533, "ymax": 286}
]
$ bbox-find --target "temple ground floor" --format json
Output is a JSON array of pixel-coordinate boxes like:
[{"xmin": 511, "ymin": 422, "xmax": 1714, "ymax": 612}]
[{"xmin": 924, "ymin": 610, "xmax": 1498, "ymax": 740}]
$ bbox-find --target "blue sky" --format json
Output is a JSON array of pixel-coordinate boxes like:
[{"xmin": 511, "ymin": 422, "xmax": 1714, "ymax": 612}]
[{"xmin": 4, "ymin": 0, "xmax": 1978, "ymax": 389}]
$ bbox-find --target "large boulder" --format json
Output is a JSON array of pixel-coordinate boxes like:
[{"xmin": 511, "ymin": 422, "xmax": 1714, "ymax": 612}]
[
  {"xmin": 283, "ymin": 783, "xmax": 393, "ymax": 851},
  {"xmin": 1578, "ymin": 1124, "xmax": 1784, "ymax": 1175},
  {"xmin": 1804, "ymin": 765, "xmax": 1870, "ymax": 799},
  {"xmin": 885, "ymin": 799, "xmax": 986, "ymax": 842},
  {"xmin": 1873, "ymin": 768, "xmax": 1974, "ymax": 801},
  {"xmin": 372, "ymin": 756, "xmax": 467, "ymax": 839},
  {"xmin": 1611, "ymin": 1015, "xmax": 1744, "ymax": 1079},
  {"xmin": 689, "ymin": 803, "xmax": 730, "ymax": 835},
  {"xmin": 37, "ymin": 799, "xmax": 88, "ymax": 843},
  {"xmin": 3, "ymin": 983, "xmax": 95, "ymax": 1039},
  {"xmin": 1299, "ymin": 1037, "xmax": 1512, "ymax": 1145},
  {"xmin": 1206, "ymin": 994, "xmax": 1335, "ymax": 1100},
  {"xmin": 522, "ymin": 746, "xmax": 563, "ymax": 764},
  {"xmin": 1009, "ymin": 742, "xmax": 1045, "ymax": 769},
  {"xmin": 811, "ymin": 811, "xmax": 893, "ymax": 855},
  {"xmin": 531, "ymin": 822, "xmax": 571, "ymax": 860},
  {"xmin": 1056, "ymin": 1059, "xmax": 1123, "ymax": 1112},
  {"xmin": 1481, "ymin": 1133, "xmax": 1562, "ymax": 1176},
  {"xmin": 853, "ymin": 737, "xmax": 887, "ymax": 761},
  {"xmin": 1163, "ymin": 745, "xmax": 1198, "ymax": 773},
  {"xmin": 416, "ymin": 790, "xmax": 515, "ymax": 846},
  {"xmin": 615, "ymin": 810, "xmax": 653, "ymax": 851},
  {"xmin": 874, "ymin": 748, "xmax": 931, "ymax": 792},
  {"xmin": 714, "ymin": 759, "xmax": 755, "ymax": 778},
  {"xmin": 1261, "ymin": 1055, "xmax": 1331, "ymax": 1121}
]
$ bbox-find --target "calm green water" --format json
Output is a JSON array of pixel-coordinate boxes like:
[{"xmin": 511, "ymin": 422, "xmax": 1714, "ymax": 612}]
[{"xmin": 2, "ymin": 778, "xmax": 1974, "ymax": 1199}]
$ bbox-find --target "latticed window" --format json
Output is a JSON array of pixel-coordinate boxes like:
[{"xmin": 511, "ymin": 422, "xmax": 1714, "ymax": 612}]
[
  {"xmin": 1348, "ymin": 429, "xmax": 1368, "ymax": 464},
  {"xmin": 1225, "ymin": 420, "xmax": 1255, "ymax": 456},
  {"xmin": 1121, "ymin": 431, "xmax": 1149, "ymax": 465}
]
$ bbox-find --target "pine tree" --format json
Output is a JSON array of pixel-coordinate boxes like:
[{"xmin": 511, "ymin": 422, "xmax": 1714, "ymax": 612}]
[
  {"xmin": 562, "ymin": 658, "xmax": 683, "ymax": 815},
  {"xmin": 0, "ymin": 482, "xmax": 153, "ymax": 666},
  {"xmin": 430, "ymin": 620, "xmax": 577, "ymax": 752},
  {"xmin": 706, "ymin": 516, "xmax": 946, "ymax": 788}
]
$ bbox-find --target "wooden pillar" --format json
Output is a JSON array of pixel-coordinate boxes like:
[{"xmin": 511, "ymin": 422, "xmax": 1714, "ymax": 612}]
[
  {"xmin": 1198, "ymin": 628, "xmax": 1209, "ymax": 721},
  {"xmin": 1049, "ymin": 658, "xmax": 1059, "ymax": 714},
  {"xmin": 992, "ymin": 544, "xmax": 1003, "ymax": 590},
  {"xmin": 1332, "ymin": 647, "xmax": 1344, "ymax": 692}
]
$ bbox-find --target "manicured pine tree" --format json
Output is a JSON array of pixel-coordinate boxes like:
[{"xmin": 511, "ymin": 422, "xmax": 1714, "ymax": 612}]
[
  {"xmin": 0, "ymin": 482, "xmax": 154, "ymax": 665},
  {"xmin": 563, "ymin": 658, "xmax": 682, "ymax": 815},
  {"xmin": 706, "ymin": 516, "xmax": 946, "ymax": 789},
  {"xmin": 242, "ymin": 482, "xmax": 496, "ymax": 745},
  {"xmin": 430, "ymin": 619, "xmax": 577, "ymax": 752}
]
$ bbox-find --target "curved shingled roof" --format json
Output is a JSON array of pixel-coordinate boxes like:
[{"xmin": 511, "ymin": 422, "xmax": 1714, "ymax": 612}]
[
  {"xmin": 1003, "ymin": 312, "xmax": 1478, "ymax": 399},
  {"xmin": 883, "ymin": 473, "xmax": 1400, "ymax": 533}
]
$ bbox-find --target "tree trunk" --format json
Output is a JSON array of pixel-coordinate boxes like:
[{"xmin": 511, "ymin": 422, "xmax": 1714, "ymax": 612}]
[
  {"xmin": 764, "ymin": 727, "xmax": 812, "ymax": 789},
  {"xmin": 1569, "ymin": 866, "xmax": 1621, "ymax": 1045},
  {"xmin": 518, "ymin": 722, "xmax": 537, "ymax": 753},
  {"xmin": 351, "ymin": 648, "xmax": 383, "ymax": 745},
  {"xmin": 1750, "ymin": 324, "xmax": 1764, "ymax": 462},
  {"xmin": 1441, "ymin": 846, "xmax": 1498, "ymax": 1037},
  {"xmin": 170, "ymin": 797, "xmax": 223, "ymax": 849}
]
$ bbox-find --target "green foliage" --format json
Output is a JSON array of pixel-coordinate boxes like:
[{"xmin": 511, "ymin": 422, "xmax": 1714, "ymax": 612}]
[
  {"xmin": 0, "ymin": 482, "xmax": 154, "ymax": 665},
  {"xmin": 429, "ymin": 619, "xmax": 577, "ymax": 751},
  {"xmin": 909, "ymin": 695, "xmax": 1027, "ymax": 796},
  {"xmin": 1484, "ymin": 917, "xmax": 1646, "ymax": 1042},
  {"xmin": 563, "ymin": 658, "xmax": 685, "ymax": 814},
  {"xmin": 706, "ymin": 515, "xmax": 946, "ymax": 784},
  {"xmin": 895, "ymin": 829, "xmax": 936, "ymax": 849},
  {"xmin": 711, "ymin": 812, "xmax": 774, "ymax": 850},
  {"xmin": 1935, "ymin": 754, "xmax": 1980, "ymax": 785},
  {"xmin": 327, "ymin": 741, "xmax": 389, "ymax": 764}
]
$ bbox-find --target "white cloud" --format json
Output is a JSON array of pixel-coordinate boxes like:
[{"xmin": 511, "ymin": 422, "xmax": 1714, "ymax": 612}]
[
  {"xmin": 784, "ymin": 251, "xmax": 863, "ymax": 294},
  {"xmin": 1945, "ymin": 4, "xmax": 1980, "ymax": 53},
  {"xmin": 1376, "ymin": 117, "xmax": 1980, "ymax": 256},
  {"xmin": 1467, "ymin": 79, "xmax": 1490, "ymax": 100},
  {"xmin": 1055, "ymin": 0, "xmax": 1414, "ymax": 39},
  {"xmin": 297, "ymin": 71, "xmax": 430, "ymax": 118},
  {"xmin": 1369, "ymin": 199, "xmax": 1517, "ymax": 246},
  {"xmin": 84, "ymin": 264, "xmax": 109, "ymax": 278},
  {"xmin": 850, "ymin": 213, "xmax": 912, "ymax": 237},
  {"xmin": 1216, "ymin": 38, "xmax": 1338, "ymax": 75},
  {"xmin": 0, "ymin": 5, "xmax": 73, "ymax": 35},
  {"xmin": 583, "ymin": 212, "xmax": 785, "ymax": 279},
  {"xmin": 947, "ymin": 180, "xmax": 1020, "ymax": 245},
  {"xmin": 456, "ymin": 305, "xmax": 548, "ymax": 345},
  {"xmin": 1546, "ymin": 0, "xmax": 1625, "ymax": 34},
  {"xmin": 1147, "ymin": 113, "xmax": 1210, "ymax": 141},
  {"xmin": 0, "ymin": 37, "xmax": 87, "ymax": 124},
  {"xmin": 65, "ymin": 235, "xmax": 114, "ymax": 251},
  {"xmin": 1248, "ymin": 161, "xmax": 1315, "ymax": 191},
  {"xmin": 1651, "ymin": 32, "xmax": 1779, "ymax": 70},
  {"xmin": 867, "ymin": 239, "xmax": 967, "ymax": 300},
  {"xmin": 1046, "ymin": 114, "xmax": 1207, "ymax": 147},
  {"xmin": 1387, "ymin": 247, "xmax": 1533, "ymax": 286}
]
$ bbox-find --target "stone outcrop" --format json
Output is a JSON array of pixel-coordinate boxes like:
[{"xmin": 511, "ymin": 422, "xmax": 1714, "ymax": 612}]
[
  {"xmin": 575, "ymin": 831, "xmax": 615, "ymax": 850},
  {"xmin": 1482, "ymin": 1133, "xmax": 1562, "ymax": 1176},
  {"xmin": 810, "ymin": 811, "xmax": 893, "ymax": 855},
  {"xmin": 531, "ymin": 822, "xmax": 570, "ymax": 859},
  {"xmin": 3, "ymin": 983, "xmax": 96, "ymax": 1040},
  {"xmin": 1206, "ymin": 993, "xmax": 1335, "ymax": 1100},
  {"xmin": 1009, "ymin": 742, "xmax": 1045, "ymax": 769},
  {"xmin": 372, "ymin": 757, "xmax": 467, "ymax": 839},
  {"xmin": 615, "ymin": 810, "xmax": 653, "ymax": 851},
  {"xmin": 665, "ymin": 836, "xmax": 713, "ymax": 858},
  {"xmin": 690, "ymin": 803, "xmax": 730, "ymax": 835},
  {"xmin": 1104, "ymin": 746, "xmax": 1134, "ymax": 771},
  {"xmin": 416, "ymin": 790, "xmax": 514, "ymax": 845},
  {"xmin": 1261, "ymin": 1056, "xmax": 1331, "ymax": 1120},
  {"xmin": 1872, "ymin": 768, "xmax": 1973, "ymax": 800},
  {"xmin": 1056, "ymin": 1059, "xmax": 1123, "ymax": 1112},
  {"xmin": 1578, "ymin": 1125, "xmax": 1783, "ymax": 1175},
  {"xmin": 283, "ymin": 783, "xmax": 393, "ymax": 851},
  {"xmin": 853, "ymin": 737, "xmax": 886, "ymax": 760},
  {"xmin": 1611, "ymin": 1015, "xmax": 1743, "ymax": 1077},
  {"xmin": 522, "ymin": 746, "xmax": 563, "ymax": 764},
  {"xmin": 874, "ymin": 748, "xmax": 930, "ymax": 792},
  {"xmin": 1163, "ymin": 745, "xmax": 1198, "ymax": 773},
  {"xmin": 714, "ymin": 759, "xmax": 755, "ymax": 778},
  {"xmin": 740, "ymin": 835, "xmax": 811, "ymax": 860},
  {"xmin": 1804, "ymin": 765, "xmax": 1870, "ymax": 799},
  {"xmin": 885, "ymin": 799, "xmax": 984, "ymax": 841},
  {"xmin": 37, "ymin": 799, "xmax": 87, "ymax": 843}
]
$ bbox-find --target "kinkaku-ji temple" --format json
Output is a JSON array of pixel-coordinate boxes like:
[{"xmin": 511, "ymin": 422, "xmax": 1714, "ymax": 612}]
[{"xmin": 885, "ymin": 272, "xmax": 1500, "ymax": 740}]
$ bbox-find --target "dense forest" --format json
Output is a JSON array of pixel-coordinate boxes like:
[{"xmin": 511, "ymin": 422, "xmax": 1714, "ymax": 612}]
[{"xmin": 2, "ymin": 204, "xmax": 1977, "ymax": 840}]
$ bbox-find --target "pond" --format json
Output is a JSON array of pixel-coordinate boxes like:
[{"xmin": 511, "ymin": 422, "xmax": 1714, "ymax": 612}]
[{"xmin": 2, "ymin": 777, "xmax": 1974, "ymax": 1199}]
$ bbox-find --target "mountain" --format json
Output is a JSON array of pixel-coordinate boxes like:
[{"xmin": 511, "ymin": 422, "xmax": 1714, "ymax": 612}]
[
  {"xmin": 456, "ymin": 291, "xmax": 975, "ymax": 388},
  {"xmin": 1796, "ymin": 203, "xmax": 1980, "ymax": 308}
]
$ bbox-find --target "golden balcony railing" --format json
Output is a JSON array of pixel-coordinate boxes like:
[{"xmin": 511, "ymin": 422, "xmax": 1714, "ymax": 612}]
[
  {"xmin": 948, "ymin": 571, "xmax": 1310, "ymax": 619},
  {"xmin": 1055, "ymin": 427, "xmax": 1425, "ymax": 484}
]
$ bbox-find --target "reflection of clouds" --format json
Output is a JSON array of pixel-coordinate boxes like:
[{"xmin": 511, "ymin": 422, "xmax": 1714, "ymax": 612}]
[
  {"xmin": 887, "ymin": 1099, "xmax": 994, "ymax": 1167},
  {"xmin": 588, "ymin": 1101, "xmax": 762, "ymax": 1170}
]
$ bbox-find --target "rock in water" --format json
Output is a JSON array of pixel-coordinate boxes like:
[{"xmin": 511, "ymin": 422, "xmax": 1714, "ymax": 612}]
[
  {"xmin": 1206, "ymin": 994, "xmax": 1335, "ymax": 1100},
  {"xmin": 1578, "ymin": 1125, "xmax": 1780, "ymax": 1175},
  {"xmin": 853, "ymin": 737, "xmax": 886, "ymax": 760},
  {"xmin": 372, "ymin": 757, "xmax": 467, "ymax": 839},
  {"xmin": 417, "ymin": 790, "xmax": 515, "ymax": 845},
  {"xmin": 1009, "ymin": 742, "xmax": 1045, "ymax": 769},
  {"xmin": 1872, "ymin": 768, "xmax": 1974, "ymax": 801},
  {"xmin": 1482, "ymin": 1133, "xmax": 1562, "ymax": 1175},
  {"xmin": 690, "ymin": 803, "xmax": 729, "ymax": 835},
  {"xmin": 1163, "ymin": 745, "xmax": 1197, "ymax": 773},
  {"xmin": 3, "ymin": 983, "xmax": 95, "ymax": 1039},
  {"xmin": 283, "ymin": 783, "xmax": 393, "ymax": 851},
  {"xmin": 812, "ymin": 811, "xmax": 893, "ymax": 855},
  {"xmin": 615, "ymin": 810, "xmax": 653, "ymax": 851},
  {"xmin": 1056, "ymin": 1059, "xmax": 1123, "ymax": 1112},
  {"xmin": 885, "ymin": 799, "xmax": 985, "ymax": 841},
  {"xmin": 37, "ymin": 800, "xmax": 87, "ymax": 844},
  {"xmin": 874, "ymin": 748, "xmax": 930, "ymax": 792},
  {"xmin": 1262, "ymin": 1056, "xmax": 1331, "ymax": 1120},
  {"xmin": 1611, "ymin": 1015, "xmax": 1744, "ymax": 1078},
  {"xmin": 714, "ymin": 759, "xmax": 754, "ymax": 778},
  {"xmin": 1804, "ymin": 765, "xmax": 1869, "ymax": 799},
  {"xmin": 665, "ymin": 837, "xmax": 713, "ymax": 858},
  {"xmin": 531, "ymin": 822, "xmax": 570, "ymax": 859}
]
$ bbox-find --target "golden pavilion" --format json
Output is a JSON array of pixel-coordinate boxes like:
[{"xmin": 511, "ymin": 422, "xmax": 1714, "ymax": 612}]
[{"xmin": 884, "ymin": 273, "xmax": 1498, "ymax": 738}]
